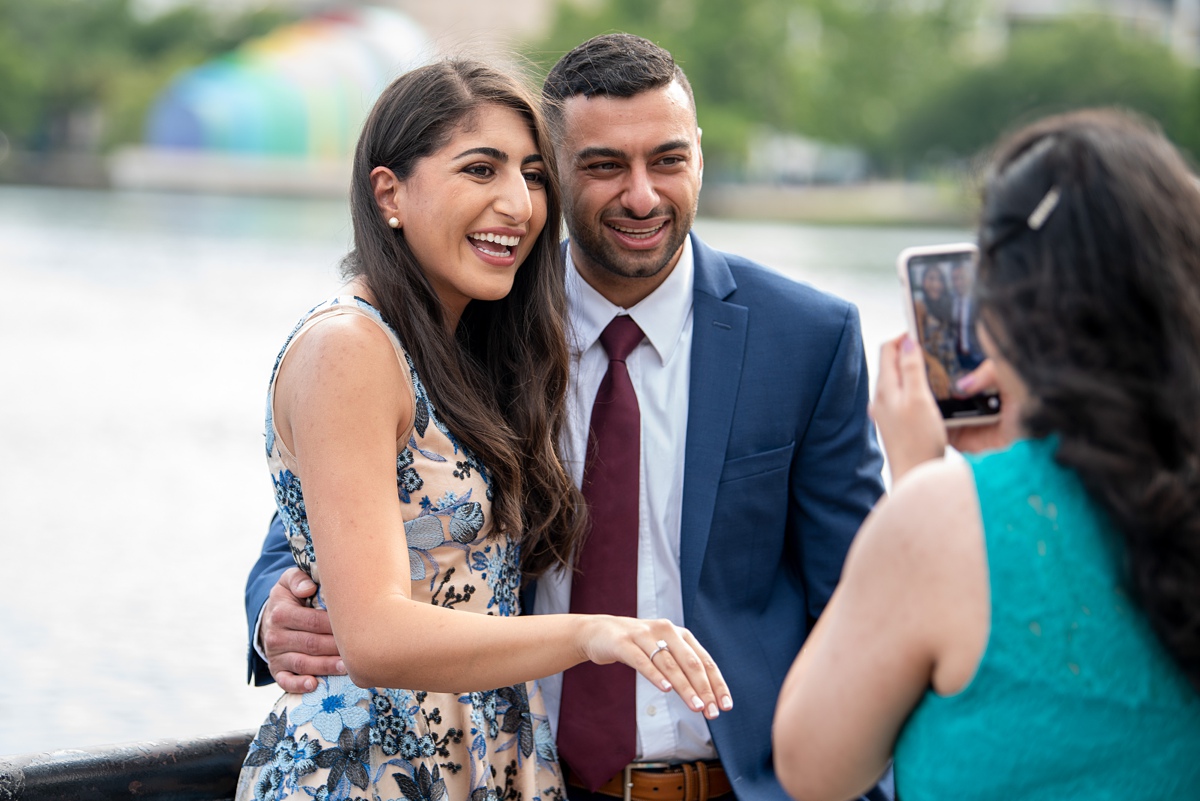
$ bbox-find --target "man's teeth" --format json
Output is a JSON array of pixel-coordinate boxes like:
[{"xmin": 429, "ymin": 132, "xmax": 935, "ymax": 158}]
[
  {"xmin": 469, "ymin": 232, "xmax": 520, "ymax": 247},
  {"xmin": 610, "ymin": 222, "xmax": 664, "ymax": 239}
]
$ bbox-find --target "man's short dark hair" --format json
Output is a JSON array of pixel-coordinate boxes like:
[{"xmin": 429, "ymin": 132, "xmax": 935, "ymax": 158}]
[{"xmin": 542, "ymin": 33, "xmax": 696, "ymax": 127}]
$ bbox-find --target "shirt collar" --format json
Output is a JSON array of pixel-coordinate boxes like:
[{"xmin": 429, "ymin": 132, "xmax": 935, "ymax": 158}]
[{"xmin": 565, "ymin": 236, "xmax": 695, "ymax": 366}]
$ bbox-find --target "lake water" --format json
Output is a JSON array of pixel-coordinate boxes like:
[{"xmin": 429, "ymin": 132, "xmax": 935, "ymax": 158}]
[{"xmin": 0, "ymin": 184, "xmax": 969, "ymax": 755}]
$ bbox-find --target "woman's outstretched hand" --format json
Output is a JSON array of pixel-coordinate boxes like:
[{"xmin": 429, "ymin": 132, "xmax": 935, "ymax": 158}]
[
  {"xmin": 871, "ymin": 334, "xmax": 947, "ymax": 484},
  {"xmin": 578, "ymin": 616, "xmax": 732, "ymax": 719}
]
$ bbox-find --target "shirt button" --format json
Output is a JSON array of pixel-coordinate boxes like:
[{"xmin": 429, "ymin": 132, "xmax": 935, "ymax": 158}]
[{"xmin": 647, "ymin": 705, "xmax": 657, "ymax": 716}]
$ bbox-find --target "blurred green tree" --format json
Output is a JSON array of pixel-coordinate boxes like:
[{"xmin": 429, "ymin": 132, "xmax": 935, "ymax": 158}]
[
  {"xmin": 891, "ymin": 18, "xmax": 1199, "ymax": 172},
  {"xmin": 0, "ymin": 0, "xmax": 294, "ymax": 153},
  {"xmin": 532, "ymin": 1, "xmax": 1199, "ymax": 176},
  {"xmin": 531, "ymin": 0, "xmax": 981, "ymax": 175}
]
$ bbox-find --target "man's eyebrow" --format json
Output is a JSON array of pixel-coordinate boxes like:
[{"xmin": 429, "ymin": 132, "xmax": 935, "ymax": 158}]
[
  {"xmin": 454, "ymin": 147, "xmax": 507, "ymax": 161},
  {"xmin": 574, "ymin": 141, "xmax": 693, "ymax": 162},
  {"xmin": 574, "ymin": 146, "xmax": 627, "ymax": 162},
  {"xmin": 651, "ymin": 139, "xmax": 692, "ymax": 156}
]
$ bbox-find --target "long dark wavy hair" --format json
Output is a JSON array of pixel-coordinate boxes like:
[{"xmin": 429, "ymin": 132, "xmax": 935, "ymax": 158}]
[
  {"xmin": 343, "ymin": 60, "xmax": 586, "ymax": 577},
  {"xmin": 976, "ymin": 108, "xmax": 1200, "ymax": 688}
]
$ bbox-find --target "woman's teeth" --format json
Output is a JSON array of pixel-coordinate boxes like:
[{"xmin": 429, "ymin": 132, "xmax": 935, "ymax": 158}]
[{"xmin": 469, "ymin": 232, "xmax": 520, "ymax": 247}]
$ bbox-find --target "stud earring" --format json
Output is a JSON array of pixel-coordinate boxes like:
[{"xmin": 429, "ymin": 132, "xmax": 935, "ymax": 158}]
[{"xmin": 388, "ymin": 217, "xmax": 400, "ymax": 229}]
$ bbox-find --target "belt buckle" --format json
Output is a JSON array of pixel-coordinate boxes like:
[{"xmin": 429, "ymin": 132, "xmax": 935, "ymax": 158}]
[{"xmin": 622, "ymin": 762, "xmax": 673, "ymax": 801}]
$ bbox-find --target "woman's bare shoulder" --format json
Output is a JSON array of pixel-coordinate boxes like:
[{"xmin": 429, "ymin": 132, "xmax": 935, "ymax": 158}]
[
  {"xmin": 283, "ymin": 310, "xmax": 407, "ymax": 384},
  {"xmin": 893, "ymin": 457, "xmax": 978, "ymax": 523},
  {"xmin": 856, "ymin": 459, "xmax": 979, "ymax": 568},
  {"xmin": 274, "ymin": 308, "xmax": 415, "ymax": 445}
]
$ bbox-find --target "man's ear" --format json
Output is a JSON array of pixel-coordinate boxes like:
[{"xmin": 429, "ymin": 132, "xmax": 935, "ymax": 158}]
[
  {"xmin": 695, "ymin": 126, "xmax": 704, "ymax": 183},
  {"xmin": 370, "ymin": 166, "xmax": 403, "ymax": 227}
]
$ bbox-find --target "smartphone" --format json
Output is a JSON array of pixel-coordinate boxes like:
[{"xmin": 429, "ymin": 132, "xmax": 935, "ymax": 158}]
[{"xmin": 896, "ymin": 243, "xmax": 1000, "ymax": 427}]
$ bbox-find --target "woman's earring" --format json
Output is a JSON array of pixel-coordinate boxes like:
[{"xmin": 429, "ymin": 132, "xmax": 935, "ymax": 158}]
[{"xmin": 388, "ymin": 216, "xmax": 400, "ymax": 229}]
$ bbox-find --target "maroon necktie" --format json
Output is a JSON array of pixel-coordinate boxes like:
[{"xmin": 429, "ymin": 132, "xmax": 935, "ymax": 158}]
[{"xmin": 558, "ymin": 315, "xmax": 644, "ymax": 791}]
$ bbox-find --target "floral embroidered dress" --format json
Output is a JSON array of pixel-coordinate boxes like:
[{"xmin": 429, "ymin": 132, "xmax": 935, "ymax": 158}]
[{"xmin": 237, "ymin": 296, "xmax": 563, "ymax": 801}]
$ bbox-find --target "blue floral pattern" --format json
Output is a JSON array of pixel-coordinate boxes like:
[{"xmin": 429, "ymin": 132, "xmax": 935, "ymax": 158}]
[{"xmin": 239, "ymin": 296, "xmax": 562, "ymax": 801}]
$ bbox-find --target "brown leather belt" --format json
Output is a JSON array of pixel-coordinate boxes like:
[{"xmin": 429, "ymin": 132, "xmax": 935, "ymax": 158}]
[{"xmin": 567, "ymin": 761, "xmax": 733, "ymax": 801}]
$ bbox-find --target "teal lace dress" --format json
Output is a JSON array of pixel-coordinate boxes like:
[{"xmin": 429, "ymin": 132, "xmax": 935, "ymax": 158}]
[
  {"xmin": 893, "ymin": 438, "xmax": 1200, "ymax": 799},
  {"xmin": 236, "ymin": 296, "xmax": 563, "ymax": 801}
]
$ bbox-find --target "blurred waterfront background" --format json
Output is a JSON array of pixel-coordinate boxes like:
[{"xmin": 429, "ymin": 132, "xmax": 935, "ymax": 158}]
[{"xmin": 2, "ymin": 0, "xmax": 1199, "ymax": 754}]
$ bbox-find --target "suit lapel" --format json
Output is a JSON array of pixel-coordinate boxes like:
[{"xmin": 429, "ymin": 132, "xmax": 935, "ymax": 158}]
[{"xmin": 680, "ymin": 235, "xmax": 747, "ymax": 621}]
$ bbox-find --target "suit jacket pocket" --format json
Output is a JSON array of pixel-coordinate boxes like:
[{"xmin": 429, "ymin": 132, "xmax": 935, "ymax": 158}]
[{"xmin": 719, "ymin": 441, "xmax": 795, "ymax": 484}]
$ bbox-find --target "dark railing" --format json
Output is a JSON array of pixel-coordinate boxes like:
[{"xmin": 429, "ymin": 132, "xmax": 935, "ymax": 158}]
[{"xmin": 0, "ymin": 730, "xmax": 254, "ymax": 801}]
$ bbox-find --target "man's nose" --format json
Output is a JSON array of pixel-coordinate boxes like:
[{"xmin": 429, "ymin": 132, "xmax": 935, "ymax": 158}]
[{"xmin": 621, "ymin": 164, "xmax": 660, "ymax": 218}]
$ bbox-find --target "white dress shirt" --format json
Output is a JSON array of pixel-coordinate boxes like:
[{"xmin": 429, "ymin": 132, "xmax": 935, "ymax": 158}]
[{"xmin": 535, "ymin": 238, "xmax": 718, "ymax": 763}]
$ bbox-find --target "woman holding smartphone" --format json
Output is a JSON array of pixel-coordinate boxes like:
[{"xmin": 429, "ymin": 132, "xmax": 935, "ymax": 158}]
[
  {"xmin": 773, "ymin": 108, "xmax": 1200, "ymax": 800},
  {"xmin": 236, "ymin": 60, "xmax": 728, "ymax": 801}
]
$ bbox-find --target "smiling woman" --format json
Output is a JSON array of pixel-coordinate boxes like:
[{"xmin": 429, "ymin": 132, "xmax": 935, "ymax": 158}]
[
  {"xmin": 234, "ymin": 60, "xmax": 731, "ymax": 801},
  {"xmin": 369, "ymin": 106, "xmax": 549, "ymax": 321}
]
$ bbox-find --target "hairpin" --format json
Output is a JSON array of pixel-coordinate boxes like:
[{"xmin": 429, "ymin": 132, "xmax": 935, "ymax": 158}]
[{"xmin": 1027, "ymin": 186, "xmax": 1061, "ymax": 230}]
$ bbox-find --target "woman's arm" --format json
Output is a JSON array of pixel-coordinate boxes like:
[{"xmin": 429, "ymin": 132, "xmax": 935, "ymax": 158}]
[
  {"xmin": 771, "ymin": 460, "xmax": 989, "ymax": 801},
  {"xmin": 772, "ymin": 335, "xmax": 991, "ymax": 801},
  {"xmin": 274, "ymin": 314, "xmax": 730, "ymax": 716}
]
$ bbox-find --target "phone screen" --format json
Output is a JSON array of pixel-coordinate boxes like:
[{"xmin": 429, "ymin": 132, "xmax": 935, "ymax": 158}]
[{"xmin": 902, "ymin": 246, "xmax": 1001, "ymax": 423}]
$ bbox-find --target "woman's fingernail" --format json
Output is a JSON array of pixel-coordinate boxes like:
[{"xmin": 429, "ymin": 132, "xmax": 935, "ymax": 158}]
[
  {"xmin": 707, "ymin": 703, "xmax": 719, "ymax": 717},
  {"xmin": 692, "ymin": 695, "xmax": 704, "ymax": 710},
  {"xmin": 902, "ymin": 335, "xmax": 916, "ymax": 353},
  {"xmin": 336, "ymin": 660, "xmax": 346, "ymax": 674},
  {"xmin": 721, "ymin": 696, "xmax": 733, "ymax": 710},
  {"xmin": 304, "ymin": 677, "xmax": 316, "ymax": 692},
  {"xmin": 956, "ymin": 375, "xmax": 977, "ymax": 393},
  {"xmin": 661, "ymin": 680, "xmax": 672, "ymax": 691}
]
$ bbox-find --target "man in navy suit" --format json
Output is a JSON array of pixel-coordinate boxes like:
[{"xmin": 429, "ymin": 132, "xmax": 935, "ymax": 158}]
[{"xmin": 246, "ymin": 34, "xmax": 886, "ymax": 801}]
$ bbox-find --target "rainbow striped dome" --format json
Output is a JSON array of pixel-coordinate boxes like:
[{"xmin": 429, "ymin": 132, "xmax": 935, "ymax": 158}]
[{"xmin": 145, "ymin": 7, "xmax": 433, "ymax": 158}]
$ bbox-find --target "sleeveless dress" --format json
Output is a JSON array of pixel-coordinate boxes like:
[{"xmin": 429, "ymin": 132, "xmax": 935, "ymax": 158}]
[
  {"xmin": 236, "ymin": 296, "xmax": 564, "ymax": 801},
  {"xmin": 893, "ymin": 437, "xmax": 1200, "ymax": 800}
]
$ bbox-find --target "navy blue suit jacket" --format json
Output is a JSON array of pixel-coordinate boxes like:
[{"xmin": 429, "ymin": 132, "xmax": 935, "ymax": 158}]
[{"xmin": 245, "ymin": 232, "xmax": 886, "ymax": 800}]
